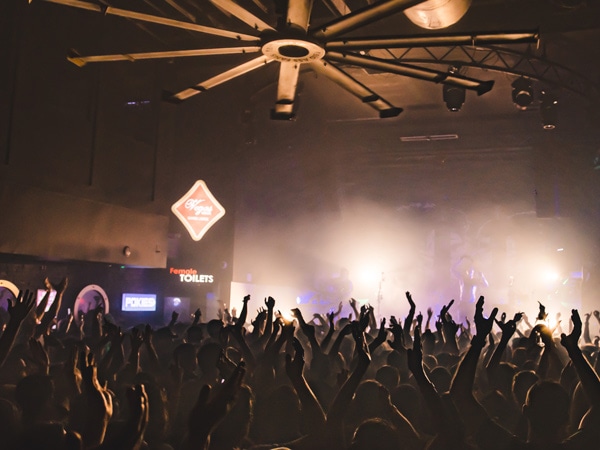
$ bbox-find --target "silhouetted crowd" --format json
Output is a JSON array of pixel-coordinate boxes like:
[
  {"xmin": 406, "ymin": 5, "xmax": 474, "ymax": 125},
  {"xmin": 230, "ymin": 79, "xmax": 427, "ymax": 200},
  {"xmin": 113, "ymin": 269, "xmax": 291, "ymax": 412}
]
[{"xmin": 1, "ymin": 277, "xmax": 599, "ymax": 449}]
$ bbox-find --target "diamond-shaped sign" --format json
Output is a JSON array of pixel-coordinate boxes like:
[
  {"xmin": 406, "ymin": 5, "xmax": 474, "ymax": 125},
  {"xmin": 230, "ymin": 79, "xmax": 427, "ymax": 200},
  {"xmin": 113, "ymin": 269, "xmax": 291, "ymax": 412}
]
[{"xmin": 171, "ymin": 180, "xmax": 226, "ymax": 241}]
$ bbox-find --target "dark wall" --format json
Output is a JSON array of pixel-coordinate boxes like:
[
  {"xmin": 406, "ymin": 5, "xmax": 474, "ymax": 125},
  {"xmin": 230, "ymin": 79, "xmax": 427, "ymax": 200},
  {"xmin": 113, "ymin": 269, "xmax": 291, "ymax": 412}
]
[{"xmin": 0, "ymin": 0, "xmax": 241, "ymax": 284}]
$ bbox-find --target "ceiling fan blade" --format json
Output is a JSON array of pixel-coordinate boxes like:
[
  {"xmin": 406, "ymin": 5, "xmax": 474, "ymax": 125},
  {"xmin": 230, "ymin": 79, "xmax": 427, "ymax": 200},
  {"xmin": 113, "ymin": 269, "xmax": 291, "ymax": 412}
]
[
  {"xmin": 168, "ymin": 55, "xmax": 274, "ymax": 102},
  {"xmin": 326, "ymin": 51, "xmax": 494, "ymax": 95},
  {"xmin": 286, "ymin": 0, "xmax": 314, "ymax": 32},
  {"xmin": 67, "ymin": 46, "xmax": 261, "ymax": 67},
  {"xmin": 272, "ymin": 61, "xmax": 301, "ymax": 119},
  {"xmin": 38, "ymin": 0, "xmax": 259, "ymax": 41},
  {"xmin": 326, "ymin": 31, "xmax": 540, "ymax": 50},
  {"xmin": 312, "ymin": 0, "xmax": 427, "ymax": 40},
  {"xmin": 210, "ymin": 0, "xmax": 275, "ymax": 31},
  {"xmin": 308, "ymin": 60, "xmax": 402, "ymax": 118}
]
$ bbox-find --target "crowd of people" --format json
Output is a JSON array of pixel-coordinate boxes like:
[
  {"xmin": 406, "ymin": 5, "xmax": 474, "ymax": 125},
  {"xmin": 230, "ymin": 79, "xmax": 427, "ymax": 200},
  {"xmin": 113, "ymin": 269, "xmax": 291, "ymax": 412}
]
[{"xmin": 0, "ymin": 276, "xmax": 599, "ymax": 450}]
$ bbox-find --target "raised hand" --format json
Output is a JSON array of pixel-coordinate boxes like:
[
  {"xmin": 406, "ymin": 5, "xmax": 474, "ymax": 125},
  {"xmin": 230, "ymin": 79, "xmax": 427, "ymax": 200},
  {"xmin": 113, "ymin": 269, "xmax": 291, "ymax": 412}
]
[
  {"xmin": 440, "ymin": 299, "xmax": 455, "ymax": 322},
  {"xmin": 186, "ymin": 362, "xmax": 246, "ymax": 449},
  {"xmin": 169, "ymin": 310, "xmax": 179, "ymax": 327},
  {"xmin": 285, "ymin": 337, "xmax": 305, "ymax": 381},
  {"xmin": 8, "ymin": 289, "xmax": 35, "ymax": 323},
  {"xmin": 495, "ymin": 312, "xmax": 522, "ymax": 339},
  {"xmin": 406, "ymin": 326, "xmax": 424, "ymax": 376},
  {"xmin": 191, "ymin": 308, "xmax": 202, "ymax": 325},
  {"xmin": 388, "ymin": 315, "xmax": 406, "ymax": 351},
  {"xmin": 474, "ymin": 296, "xmax": 498, "ymax": 343},
  {"xmin": 292, "ymin": 308, "xmax": 314, "ymax": 336},
  {"xmin": 406, "ymin": 291, "xmax": 416, "ymax": 309},
  {"xmin": 45, "ymin": 276, "xmax": 68, "ymax": 295},
  {"xmin": 352, "ymin": 322, "xmax": 371, "ymax": 366},
  {"xmin": 560, "ymin": 309, "xmax": 582, "ymax": 353},
  {"xmin": 97, "ymin": 384, "xmax": 149, "ymax": 450},
  {"xmin": 265, "ymin": 296, "xmax": 275, "ymax": 309},
  {"xmin": 28, "ymin": 337, "xmax": 50, "ymax": 375},
  {"xmin": 129, "ymin": 327, "xmax": 144, "ymax": 354},
  {"xmin": 358, "ymin": 304, "xmax": 372, "ymax": 331},
  {"xmin": 537, "ymin": 301, "xmax": 548, "ymax": 321},
  {"xmin": 72, "ymin": 350, "xmax": 113, "ymax": 448}
]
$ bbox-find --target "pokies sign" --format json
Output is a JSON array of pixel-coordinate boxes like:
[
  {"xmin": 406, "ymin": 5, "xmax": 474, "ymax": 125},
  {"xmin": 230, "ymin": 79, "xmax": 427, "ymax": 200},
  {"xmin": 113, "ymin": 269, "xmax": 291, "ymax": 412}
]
[{"xmin": 171, "ymin": 180, "xmax": 225, "ymax": 241}]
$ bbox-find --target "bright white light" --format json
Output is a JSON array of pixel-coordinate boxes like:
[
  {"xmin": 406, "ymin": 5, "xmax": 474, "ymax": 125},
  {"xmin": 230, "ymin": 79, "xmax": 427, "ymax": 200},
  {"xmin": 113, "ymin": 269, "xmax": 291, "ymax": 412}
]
[
  {"xmin": 557, "ymin": 248, "xmax": 564, "ymax": 252},
  {"xmin": 542, "ymin": 270, "xmax": 560, "ymax": 283},
  {"xmin": 296, "ymin": 296, "xmax": 301, "ymax": 304},
  {"xmin": 358, "ymin": 267, "xmax": 382, "ymax": 284},
  {"xmin": 280, "ymin": 310, "xmax": 295, "ymax": 323}
]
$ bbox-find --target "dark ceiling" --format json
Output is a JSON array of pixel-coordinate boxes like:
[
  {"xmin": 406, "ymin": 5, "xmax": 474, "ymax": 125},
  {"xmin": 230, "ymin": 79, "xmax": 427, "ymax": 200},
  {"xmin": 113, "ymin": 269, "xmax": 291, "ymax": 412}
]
[{"xmin": 22, "ymin": 0, "xmax": 600, "ymax": 125}]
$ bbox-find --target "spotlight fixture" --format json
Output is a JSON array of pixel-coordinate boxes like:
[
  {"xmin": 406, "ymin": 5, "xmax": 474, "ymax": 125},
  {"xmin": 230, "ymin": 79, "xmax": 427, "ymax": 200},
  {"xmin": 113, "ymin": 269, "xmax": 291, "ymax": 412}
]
[
  {"xmin": 443, "ymin": 84, "xmax": 466, "ymax": 112},
  {"xmin": 511, "ymin": 77, "xmax": 533, "ymax": 109},
  {"xmin": 540, "ymin": 90, "xmax": 558, "ymax": 130}
]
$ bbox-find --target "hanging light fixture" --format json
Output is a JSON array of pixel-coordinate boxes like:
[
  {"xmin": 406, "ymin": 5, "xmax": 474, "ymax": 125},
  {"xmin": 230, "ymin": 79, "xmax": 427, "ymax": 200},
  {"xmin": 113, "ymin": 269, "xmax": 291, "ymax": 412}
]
[
  {"xmin": 443, "ymin": 85, "xmax": 465, "ymax": 111},
  {"xmin": 511, "ymin": 77, "xmax": 533, "ymax": 110},
  {"xmin": 540, "ymin": 90, "xmax": 558, "ymax": 129},
  {"xmin": 443, "ymin": 66, "xmax": 466, "ymax": 112}
]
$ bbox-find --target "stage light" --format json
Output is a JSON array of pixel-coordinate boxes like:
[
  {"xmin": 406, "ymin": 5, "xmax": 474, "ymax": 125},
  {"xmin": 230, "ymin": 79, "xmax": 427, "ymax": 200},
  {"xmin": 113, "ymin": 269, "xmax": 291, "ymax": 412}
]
[
  {"xmin": 358, "ymin": 267, "xmax": 382, "ymax": 284},
  {"xmin": 540, "ymin": 90, "xmax": 558, "ymax": 129},
  {"xmin": 443, "ymin": 84, "xmax": 465, "ymax": 112},
  {"xmin": 511, "ymin": 77, "xmax": 533, "ymax": 109}
]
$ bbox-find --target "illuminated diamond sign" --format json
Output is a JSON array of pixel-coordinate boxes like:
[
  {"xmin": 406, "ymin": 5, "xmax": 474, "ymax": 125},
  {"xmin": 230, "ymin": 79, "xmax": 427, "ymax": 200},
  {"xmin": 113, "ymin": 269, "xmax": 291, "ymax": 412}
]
[{"xmin": 171, "ymin": 180, "xmax": 225, "ymax": 241}]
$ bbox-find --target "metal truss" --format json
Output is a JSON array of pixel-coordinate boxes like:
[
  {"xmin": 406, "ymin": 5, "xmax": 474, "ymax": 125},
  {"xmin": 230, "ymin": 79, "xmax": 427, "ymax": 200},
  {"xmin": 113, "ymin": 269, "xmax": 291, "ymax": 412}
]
[{"xmin": 369, "ymin": 43, "xmax": 599, "ymax": 99}]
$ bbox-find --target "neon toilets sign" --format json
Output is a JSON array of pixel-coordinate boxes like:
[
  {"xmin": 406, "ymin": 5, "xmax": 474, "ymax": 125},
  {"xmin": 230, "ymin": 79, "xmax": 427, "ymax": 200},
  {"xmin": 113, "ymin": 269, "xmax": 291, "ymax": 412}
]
[{"xmin": 171, "ymin": 180, "xmax": 225, "ymax": 241}]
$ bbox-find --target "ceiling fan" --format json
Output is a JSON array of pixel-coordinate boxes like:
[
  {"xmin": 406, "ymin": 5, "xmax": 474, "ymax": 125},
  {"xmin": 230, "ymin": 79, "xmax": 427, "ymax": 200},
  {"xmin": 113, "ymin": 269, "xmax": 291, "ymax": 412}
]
[{"xmin": 36, "ymin": 0, "xmax": 538, "ymax": 119}]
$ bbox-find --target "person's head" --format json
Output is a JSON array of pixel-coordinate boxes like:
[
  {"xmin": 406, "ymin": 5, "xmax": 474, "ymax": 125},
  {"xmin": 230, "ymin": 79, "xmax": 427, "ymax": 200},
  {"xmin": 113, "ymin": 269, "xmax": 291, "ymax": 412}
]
[
  {"xmin": 15, "ymin": 423, "xmax": 82, "ymax": 450},
  {"xmin": 173, "ymin": 343, "xmax": 198, "ymax": 375},
  {"xmin": 375, "ymin": 365, "xmax": 399, "ymax": 394},
  {"xmin": 352, "ymin": 380, "xmax": 391, "ymax": 420},
  {"xmin": 196, "ymin": 341, "xmax": 222, "ymax": 374},
  {"xmin": 512, "ymin": 370, "xmax": 539, "ymax": 407},
  {"xmin": 429, "ymin": 366, "xmax": 452, "ymax": 394},
  {"xmin": 251, "ymin": 384, "xmax": 301, "ymax": 443},
  {"xmin": 209, "ymin": 384, "xmax": 254, "ymax": 450},
  {"xmin": 15, "ymin": 374, "xmax": 54, "ymax": 423},
  {"xmin": 523, "ymin": 381, "xmax": 570, "ymax": 442},
  {"xmin": 421, "ymin": 330, "xmax": 437, "ymax": 356},
  {"xmin": 491, "ymin": 361, "xmax": 517, "ymax": 399},
  {"xmin": 391, "ymin": 383, "xmax": 421, "ymax": 427},
  {"xmin": 349, "ymin": 418, "xmax": 401, "ymax": 450},
  {"xmin": 206, "ymin": 319, "xmax": 224, "ymax": 339},
  {"xmin": 186, "ymin": 325, "xmax": 203, "ymax": 344}
]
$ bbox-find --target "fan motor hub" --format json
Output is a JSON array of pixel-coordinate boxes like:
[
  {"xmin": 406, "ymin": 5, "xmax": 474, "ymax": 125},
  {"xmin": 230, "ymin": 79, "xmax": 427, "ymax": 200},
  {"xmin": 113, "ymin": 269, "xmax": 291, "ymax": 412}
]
[{"xmin": 261, "ymin": 38, "xmax": 325, "ymax": 63}]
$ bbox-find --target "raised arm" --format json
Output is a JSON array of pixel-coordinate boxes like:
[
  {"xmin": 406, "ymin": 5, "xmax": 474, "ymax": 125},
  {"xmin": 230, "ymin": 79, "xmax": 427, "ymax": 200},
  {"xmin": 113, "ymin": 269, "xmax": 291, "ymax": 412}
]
[
  {"xmin": 450, "ymin": 296, "xmax": 498, "ymax": 434},
  {"xmin": 292, "ymin": 308, "xmax": 322, "ymax": 357},
  {"xmin": 319, "ymin": 311, "xmax": 336, "ymax": 353},
  {"xmin": 37, "ymin": 277, "xmax": 68, "ymax": 336},
  {"xmin": 184, "ymin": 361, "xmax": 246, "ymax": 450},
  {"xmin": 0, "ymin": 290, "xmax": 35, "ymax": 367},
  {"xmin": 326, "ymin": 323, "xmax": 371, "ymax": 440},
  {"xmin": 368, "ymin": 317, "xmax": 388, "ymax": 354},
  {"xmin": 486, "ymin": 312, "xmax": 522, "ymax": 379},
  {"xmin": 285, "ymin": 337, "xmax": 327, "ymax": 432},
  {"xmin": 583, "ymin": 312, "xmax": 592, "ymax": 344},
  {"xmin": 259, "ymin": 296, "xmax": 276, "ymax": 345},
  {"xmin": 561, "ymin": 310, "xmax": 600, "ymax": 408},
  {"xmin": 402, "ymin": 291, "xmax": 416, "ymax": 346}
]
